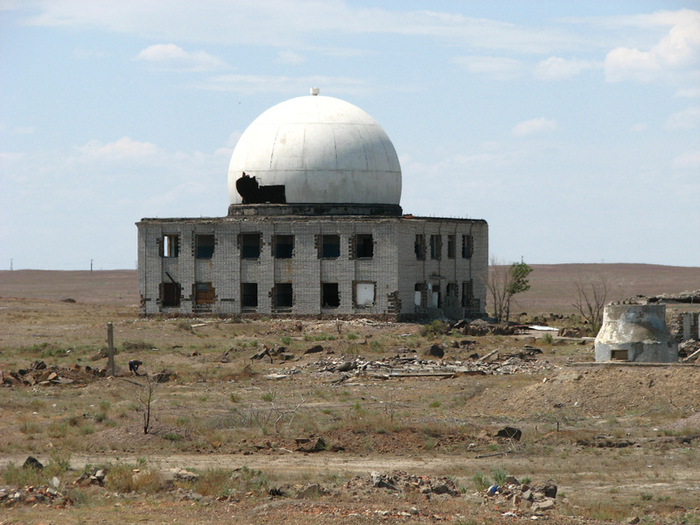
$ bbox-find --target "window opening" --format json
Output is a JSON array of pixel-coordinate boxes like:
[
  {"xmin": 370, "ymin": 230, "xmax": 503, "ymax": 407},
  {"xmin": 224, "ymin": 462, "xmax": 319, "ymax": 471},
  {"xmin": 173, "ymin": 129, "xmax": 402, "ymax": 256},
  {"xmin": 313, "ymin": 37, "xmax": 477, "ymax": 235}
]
[
  {"xmin": 414, "ymin": 283, "xmax": 425, "ymax": 307},
  {"xmin": 161, "ymin": 282, "xmax": 181, "ymax": 307},
  {"xmin": 461, "ymin": 280, "xmax": 474, "ymax": 308},
  {"xmin": 354, "ymin": 234, "xmax": 374, "ymax": 259},
  {"xmin": 430, "ymin": 235, "xmax": 442, "ymax": 260},
  {"xmin": 240, "ymin": 233, "xmax": 261, "ymax": 259},
  {"xmin": 241, "ymin": 283, "xmax": 258, "ymax": 309},
  {"xmin": 354, "ymin": 282, "xmax": 375, "ymax": 307},
  {"xmin": 321, "ymin": 283, "xmax": 340, "ymax": 308},
  {"xmin": 462, "ymin": 235, "xmax": 474, "ymax": 259},
  {"xmin": 319, "ymin": 234, "xmax": 340, "ymax": 259},
  {"xmin": 414, "ymin": 234, "xmax": 426, "ymax": 260},
  {"xmin": 162, "ymin": 234, "xmax": 179, "ymax": 258},
  {"xmin": 195, "ymin": 234, "xmax": 215, "ymax": 259},
  {"xmin": 273, "ymin": 235, "xmax": 294, "ymax": 259},
  {"xmin": 273, "ymin": 283, "xmax": 293, "ymax": 309},
  {"xmin": 195, "ymin": 282, "xmax": 215, "ymax": 305},
  {"xmin": 447, "ymin": 235, "xmax": 456, "ymax": 259}
]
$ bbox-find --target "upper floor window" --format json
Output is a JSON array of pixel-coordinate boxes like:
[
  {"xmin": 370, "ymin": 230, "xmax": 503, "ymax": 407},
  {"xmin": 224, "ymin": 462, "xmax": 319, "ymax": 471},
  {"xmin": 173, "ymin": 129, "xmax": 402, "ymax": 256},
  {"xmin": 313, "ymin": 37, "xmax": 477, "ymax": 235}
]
[
  {"xmin": 195, "ymin": 234, "xmax": 215, "ymax": 259},
  {"xmin": 462, "ymin": 234, "xmax": 474, "ymax": 259},
  {"xmin": 414, "ymin": 234, "xmax": 426, "ymax": 260},
  {"xmin": 353, "ymin": 234, "xmax": 374, "ymax": 259},
  {"xmin": 161, "ymin": 234, "xmax": 179, "ymax": 258},
  {"xmin": 447, "ymin": 235, "xmax": 456, "ymax": 259},
  {"xmin": 240, "ymin": 233, "xmax": 261, "ymax": 259},
  {"xmin": 318, "ymin": 234, "xmax": 340, "ymax": 259},
  {"xmin": 273, "ymin": 235, "xmax": 294, "ymax": 259},
  {"xmin": 430, "ymin": 235, "xmax": 442, "ymax": 260}
]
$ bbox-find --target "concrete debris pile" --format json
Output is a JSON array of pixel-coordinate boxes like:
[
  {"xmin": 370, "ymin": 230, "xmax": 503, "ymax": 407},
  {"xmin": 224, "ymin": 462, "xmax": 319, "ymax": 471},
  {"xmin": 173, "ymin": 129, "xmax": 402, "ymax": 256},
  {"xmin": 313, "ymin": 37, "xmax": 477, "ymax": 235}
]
[
  {"xmin": 265, "ymin": 349, "xmax": 551, "ymax": 382},
  {"xmin": 345, "ymin": 470, "xmax": 461, "ymax": 498},
  {"xmin": 453, "ymin": 319, "xmax": 516, "ymax": 336},
  {"xmin": 0, "ymin": 360, "xmax": 105, "ymax": 387},
  {"xmin": 0, "ymin": 485, "xmax": 73, "ymax": 508},
  {"xmin": 482, "ymin": 478, "xmax": 559, "ymax": 515},
  {"xmin": 73, "ymin": 467, "xmax": 107, "ymax": 487}
]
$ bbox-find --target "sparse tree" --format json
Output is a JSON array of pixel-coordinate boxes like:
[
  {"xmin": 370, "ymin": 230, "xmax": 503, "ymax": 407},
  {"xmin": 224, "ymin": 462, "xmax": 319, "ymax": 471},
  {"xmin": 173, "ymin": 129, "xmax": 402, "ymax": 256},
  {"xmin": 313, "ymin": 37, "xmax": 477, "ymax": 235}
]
[
  {"xmin": 132, "ymin": 374, "xmax": 158, "ymax": 435},
  {"xmin": 572, "ymin": 274, "xmax": 610, "ymax": 334},
  {"xmin": 487, "ymin": 258, "xmax": 533, "ymax": 323}
]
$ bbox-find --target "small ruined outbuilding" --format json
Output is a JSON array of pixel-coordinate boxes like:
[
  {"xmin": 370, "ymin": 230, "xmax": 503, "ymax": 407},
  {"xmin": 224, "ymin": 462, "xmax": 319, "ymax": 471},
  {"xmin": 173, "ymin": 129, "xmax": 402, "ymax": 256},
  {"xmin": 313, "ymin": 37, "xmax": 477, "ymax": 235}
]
[
  {"xmin": 137, "ymin": 89, "xmax": 488, "ymax": 318},
  {"xmin": 595, "ymin": 303, "xmax": 678, "ymax": 363}
]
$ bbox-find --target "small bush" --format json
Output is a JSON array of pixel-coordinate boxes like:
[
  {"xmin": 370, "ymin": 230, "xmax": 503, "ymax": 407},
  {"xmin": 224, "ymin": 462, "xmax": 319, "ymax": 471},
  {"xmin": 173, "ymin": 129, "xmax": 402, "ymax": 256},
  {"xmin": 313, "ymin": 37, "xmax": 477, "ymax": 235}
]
[
  {"xmin": 106, "ymin": 463, "xmax": 162, "ymax": 494},
  {"xmin": 492, "ymin": 467, "xmax": 508, "ymax": 486},
  {"xmin": 473, "ymin": 471, "xmax": 490, "ymax": 491},
  {"xmin": 280, "ymin": 336, "xmax": 292, "ymax": 346},
  {"xmin": 541, "ymin": 333, "xmax": 554, "ymax": 345},
  {"xmin": 163, "ymin": 433, "xmax": 183, "ymax": 442},
  {"xmin": 421, "ymin": 320, "xmax": 449, "ymax": 337}
]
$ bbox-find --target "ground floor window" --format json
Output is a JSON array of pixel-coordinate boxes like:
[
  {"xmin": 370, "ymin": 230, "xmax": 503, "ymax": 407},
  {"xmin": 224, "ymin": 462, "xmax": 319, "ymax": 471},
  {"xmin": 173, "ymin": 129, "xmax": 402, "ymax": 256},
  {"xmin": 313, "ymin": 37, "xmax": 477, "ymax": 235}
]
[
  {"xmin": 194, "ymin": 282, "xmax": 215, "ymax": 308},
  {"xmin": 273, "ymin": 283, "xmax": 293, "ymax": 309},
  {"xmin": 161, "ymin": 282, "xmax": 181, "ymax": 307},
  {"xmin": 322, "ymin": 282, "xmax": 340, "ymax": 308},
  {"xmin": 241, "ymin": 283, "xmax": 258, "ymax": 309},
  {"xmin": 354, "ymin": 281, "xmax": 375, "ymax": 307},
  {"xmin": 461, "ymin": 280, "xmax": 474, "ymax": 308}
]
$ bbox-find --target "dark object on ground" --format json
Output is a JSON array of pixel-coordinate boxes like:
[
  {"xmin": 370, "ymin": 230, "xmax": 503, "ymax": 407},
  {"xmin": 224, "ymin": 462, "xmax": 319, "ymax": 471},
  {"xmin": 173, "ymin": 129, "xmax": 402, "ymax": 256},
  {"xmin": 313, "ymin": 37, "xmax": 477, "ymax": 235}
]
[
  {"xmin": 23, "ymin": 456, "xmax": 43, "ymax": 470},
  {"xmin": 496, "ymin": 427, "xmax": 522, "ymax": 441},
  {"xmin": 129, "ymin": 360, "xmax": 142, "ymax": 375}
]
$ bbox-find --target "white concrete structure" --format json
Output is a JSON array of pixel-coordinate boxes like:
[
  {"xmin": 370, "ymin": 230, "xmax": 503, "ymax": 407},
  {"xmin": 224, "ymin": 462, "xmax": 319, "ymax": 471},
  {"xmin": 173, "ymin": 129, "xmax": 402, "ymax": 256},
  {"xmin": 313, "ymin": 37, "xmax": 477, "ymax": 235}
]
[
  {"xmin": 595, "ymin": 304, "xmax": 678, "ymax": 363},
  {"xmin": 228, "ymin": 90, "xmax": 401, "ymax": 206},
  {"xmin": 138, "ymin": 91, "xmax": 488, "ymax": 319}
]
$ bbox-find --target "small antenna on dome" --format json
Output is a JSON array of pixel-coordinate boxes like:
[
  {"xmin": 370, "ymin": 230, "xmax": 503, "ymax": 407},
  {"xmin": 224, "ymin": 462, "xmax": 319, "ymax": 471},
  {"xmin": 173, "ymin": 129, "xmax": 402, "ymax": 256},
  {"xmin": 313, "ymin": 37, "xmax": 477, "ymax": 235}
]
[{"xmin": 310, "ymin": 87, "xmax": 320, "ymax": 96}]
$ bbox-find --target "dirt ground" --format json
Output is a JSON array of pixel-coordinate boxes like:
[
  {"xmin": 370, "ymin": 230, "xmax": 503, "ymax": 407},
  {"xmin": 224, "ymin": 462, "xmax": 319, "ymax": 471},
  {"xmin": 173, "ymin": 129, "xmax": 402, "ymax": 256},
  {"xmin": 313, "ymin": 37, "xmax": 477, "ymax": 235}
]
[{"xmin": 1, "ymin": 269, "xmax": 699, "ymax": 524}]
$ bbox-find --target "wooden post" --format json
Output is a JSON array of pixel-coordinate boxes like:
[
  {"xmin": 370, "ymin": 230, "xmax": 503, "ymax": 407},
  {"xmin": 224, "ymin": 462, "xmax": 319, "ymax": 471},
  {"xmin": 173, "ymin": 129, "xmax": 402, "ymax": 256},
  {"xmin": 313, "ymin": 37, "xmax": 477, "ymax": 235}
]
[{"xmin": 107, "ymin": 322, "xmax": 115, "ymax": 377}]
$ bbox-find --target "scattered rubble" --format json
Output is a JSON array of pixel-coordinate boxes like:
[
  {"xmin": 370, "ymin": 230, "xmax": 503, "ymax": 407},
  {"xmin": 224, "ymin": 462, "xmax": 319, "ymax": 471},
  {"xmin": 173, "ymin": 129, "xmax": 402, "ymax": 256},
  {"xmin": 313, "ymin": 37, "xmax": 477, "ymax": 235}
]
[
  {"xmin": 1, "ymin": 360, "xmax": 105, "ymax": 387},
  {"xmin": 263, "ymin": 349, "xmax": 552, "ymax": 382},
  {"xmin": 481, "ymin": 477, "xmax": 559, "ymax": 516},
  {"xmin": 346, "ymin": 470, "xmax": 461, "ymax": 498},
  {"xmin": 0, "ymin": 485, "xmax": 73, "ymax": 508}
]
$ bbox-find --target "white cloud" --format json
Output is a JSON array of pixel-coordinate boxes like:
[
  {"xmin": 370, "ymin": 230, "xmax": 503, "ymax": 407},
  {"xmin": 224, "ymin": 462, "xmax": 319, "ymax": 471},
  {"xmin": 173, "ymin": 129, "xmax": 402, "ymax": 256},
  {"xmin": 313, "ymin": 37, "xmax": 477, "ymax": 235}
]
[
  {"xmin": 511, "ymin": 118, "xmax": 557, "ymax": 137},
  {"xmin": 676, "ymin": 87, "xmax": 700, "ymax": 98},
  {"xmin": 534, "ymin": 56, "xmax": 600, "ymax": 80},
  {"xmin": 274, "ymin": 50, "xmax": 305, "ymax": 65},
  {"xmin": 664, "ymin": 106, "xmax": 700, "ymax": 130},
  {"xmin": 453, "ymin": 56, "xmax": 525, "ymax": 80},
  {"xmin": 135, "ymin": 43, "xmax": 228, "ymax": 72},
  {"xmin": 604, "ymin": 9, "xmax": 700, "ymax": 83},
  {"xmin": 20, "ymin": 1, "xmax": 578, "ymax": 55},
  {"xmin": 630, "ymin": 123, "xmax": 648, "ymax": 132},
  {"xmin": 14, "ymin": 126, "xmax": 35, "ymax": 135},
  {"xmin": 673, "ymin": 150, "xmax": 700, "ymax": 169},
  {"xmin": 75, "ymin": 137, "xmax": 163, "ymax": 162}
]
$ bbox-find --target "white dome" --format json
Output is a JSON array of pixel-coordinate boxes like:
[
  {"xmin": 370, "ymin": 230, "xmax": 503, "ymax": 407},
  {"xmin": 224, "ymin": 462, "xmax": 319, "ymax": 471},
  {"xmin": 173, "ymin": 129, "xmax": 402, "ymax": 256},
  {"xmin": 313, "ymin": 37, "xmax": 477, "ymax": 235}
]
[{"xmin": 228, "ymin": 94, "xmax": 402, "ymax": 205}]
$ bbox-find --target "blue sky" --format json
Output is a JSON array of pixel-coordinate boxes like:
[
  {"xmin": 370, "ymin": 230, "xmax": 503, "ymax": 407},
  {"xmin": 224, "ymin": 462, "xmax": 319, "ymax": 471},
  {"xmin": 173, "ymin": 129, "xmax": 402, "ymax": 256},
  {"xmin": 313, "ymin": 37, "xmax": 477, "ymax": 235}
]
[{"xmin": 1, "ymin": 0, "xmax": 699, "ymax": 270}]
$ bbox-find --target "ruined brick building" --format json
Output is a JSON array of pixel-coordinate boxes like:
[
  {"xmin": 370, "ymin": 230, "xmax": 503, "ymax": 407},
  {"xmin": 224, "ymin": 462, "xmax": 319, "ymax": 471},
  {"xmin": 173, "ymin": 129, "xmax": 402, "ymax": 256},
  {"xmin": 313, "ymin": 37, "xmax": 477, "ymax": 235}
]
[{"xmin": 137, "ymin": 90, "xmax": 488, "ymax": 318}]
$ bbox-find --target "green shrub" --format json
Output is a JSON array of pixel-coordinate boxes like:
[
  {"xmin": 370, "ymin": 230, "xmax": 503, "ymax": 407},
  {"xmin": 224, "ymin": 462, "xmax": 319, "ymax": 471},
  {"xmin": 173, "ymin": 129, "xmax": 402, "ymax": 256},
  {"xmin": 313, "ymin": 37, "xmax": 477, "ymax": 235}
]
[
  {"xmin": 472, "ymin": 471, "xmax": 490, "ymax": 491},
  {"xmin": 421, "ymin": 320, "xmax": 449, "ymax": 337},
  {"xmin": 492, "ymin": 467, "xmax": 508, "ymax": 486}
]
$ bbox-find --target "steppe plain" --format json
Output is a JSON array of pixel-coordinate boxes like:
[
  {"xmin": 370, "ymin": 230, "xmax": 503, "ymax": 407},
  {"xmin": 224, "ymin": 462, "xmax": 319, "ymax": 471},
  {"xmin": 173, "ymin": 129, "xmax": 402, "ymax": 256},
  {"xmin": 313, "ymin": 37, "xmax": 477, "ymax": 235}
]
[{"xmin": 1, "ymin": 264, "xmax": 699, "ymax": 525}]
